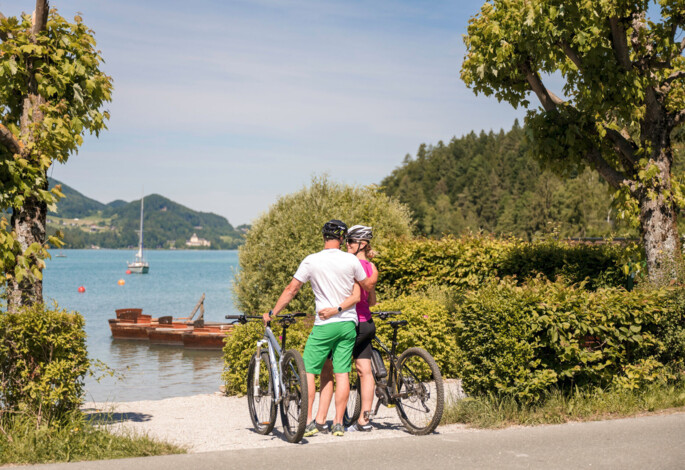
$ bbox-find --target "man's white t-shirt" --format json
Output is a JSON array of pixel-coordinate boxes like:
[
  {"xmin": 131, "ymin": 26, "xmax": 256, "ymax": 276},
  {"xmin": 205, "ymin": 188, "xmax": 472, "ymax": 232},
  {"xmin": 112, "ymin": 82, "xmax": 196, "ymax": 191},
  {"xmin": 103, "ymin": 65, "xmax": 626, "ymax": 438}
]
[{"xmin": 293, "ymin": 248, "xmax": 368, "ymax": 326}]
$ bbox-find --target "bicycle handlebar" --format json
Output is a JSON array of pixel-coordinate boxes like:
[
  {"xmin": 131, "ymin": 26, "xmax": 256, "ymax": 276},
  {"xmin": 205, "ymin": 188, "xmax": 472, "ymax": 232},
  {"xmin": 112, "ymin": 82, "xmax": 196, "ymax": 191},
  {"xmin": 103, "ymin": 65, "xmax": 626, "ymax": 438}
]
[{"xmin": 225, "ymin": 312, "xmax": 308, "ymax": 324}]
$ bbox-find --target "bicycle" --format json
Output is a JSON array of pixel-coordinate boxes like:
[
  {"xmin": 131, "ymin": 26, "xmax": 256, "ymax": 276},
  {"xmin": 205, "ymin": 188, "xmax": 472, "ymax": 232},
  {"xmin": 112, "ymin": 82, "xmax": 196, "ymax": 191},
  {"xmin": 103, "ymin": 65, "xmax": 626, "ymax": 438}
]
[
  {"xmin": 225, "ymin": 312, "xmax": 308, "ymax": 443},
  {"xmin": 343, "ymin": 311, "xmax": 444, "ymax": 435}
]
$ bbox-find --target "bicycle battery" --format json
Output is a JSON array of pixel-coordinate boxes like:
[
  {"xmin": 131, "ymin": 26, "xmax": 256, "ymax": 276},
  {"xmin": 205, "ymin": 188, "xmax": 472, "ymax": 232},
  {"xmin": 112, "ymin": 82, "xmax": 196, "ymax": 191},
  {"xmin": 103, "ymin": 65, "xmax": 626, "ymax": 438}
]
[{"xmin": 370, "ymin": 347, "xmax": 387, "ymax": 380}]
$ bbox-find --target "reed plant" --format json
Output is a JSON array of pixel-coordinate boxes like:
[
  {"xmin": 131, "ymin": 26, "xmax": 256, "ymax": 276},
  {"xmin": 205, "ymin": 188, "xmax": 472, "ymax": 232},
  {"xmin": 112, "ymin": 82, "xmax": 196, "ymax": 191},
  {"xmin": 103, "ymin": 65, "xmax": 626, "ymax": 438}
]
[{"xmin": 442, "ymin": 381, "xmax": 685, "ymax": 429}]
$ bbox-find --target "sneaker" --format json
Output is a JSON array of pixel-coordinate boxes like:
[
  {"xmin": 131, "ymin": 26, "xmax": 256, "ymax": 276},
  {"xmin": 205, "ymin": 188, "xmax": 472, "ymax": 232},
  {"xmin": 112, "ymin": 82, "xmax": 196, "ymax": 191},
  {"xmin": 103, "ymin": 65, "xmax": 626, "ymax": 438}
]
[
  {"xmin": 331, "ymin": 423, "xmax": 345, "ymax": 437},
  {"xmin": 346, "ymin": 422, "xmax": 372, "ymax": 432},
  {"xmin": 303, "ymin": 420, "xmax": 329, "ymax": 437}
]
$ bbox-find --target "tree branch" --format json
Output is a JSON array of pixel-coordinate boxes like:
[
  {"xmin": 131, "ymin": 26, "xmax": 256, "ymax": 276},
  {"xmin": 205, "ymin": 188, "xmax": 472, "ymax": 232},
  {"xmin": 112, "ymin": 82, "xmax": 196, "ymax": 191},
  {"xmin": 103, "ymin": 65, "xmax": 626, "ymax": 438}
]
[
  {"xmin": 31, "ymin": 0, "xmax": 48, "ymax": 38},
  {"xmin": 604, "ymin": 128, "xmax": 638, "ymax": 172},
  {"xmin": 609, "ymin": 17, "xmax": 632, "ymax": 70},
  {"xmin": 561, "ymin": 41, "xmax": 584, "ymax": 72},
  {"xmin": 587, "ymin": 147, "xmax": 632, "ymax": 192},
  {"xmin": 521, "ymin": 62, "xmax": 564, "ymax": 112},
  {"xmin": 0, "ymin": 124, "xmax": 23, "ymax": 154}
]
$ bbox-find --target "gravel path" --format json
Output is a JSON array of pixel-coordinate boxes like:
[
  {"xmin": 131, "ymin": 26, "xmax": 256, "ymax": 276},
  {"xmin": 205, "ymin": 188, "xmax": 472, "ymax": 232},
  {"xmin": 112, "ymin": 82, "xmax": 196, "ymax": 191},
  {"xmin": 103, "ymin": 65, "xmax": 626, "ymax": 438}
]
[{"xmin": 83, "ymin": 380, "xmax": 469, "ymax": 452}]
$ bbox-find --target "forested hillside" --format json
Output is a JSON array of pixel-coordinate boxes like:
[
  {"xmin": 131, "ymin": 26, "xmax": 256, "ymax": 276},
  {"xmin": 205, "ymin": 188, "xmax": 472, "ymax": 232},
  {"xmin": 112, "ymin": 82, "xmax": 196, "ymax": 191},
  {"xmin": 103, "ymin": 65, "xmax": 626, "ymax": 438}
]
[
  {"xmin": 382, "ymin": 121, "xmax": 684, "ymax": 239},
  {"xmin": 46, "ymin": 180, "xmax": 245, "ymax": 249}
]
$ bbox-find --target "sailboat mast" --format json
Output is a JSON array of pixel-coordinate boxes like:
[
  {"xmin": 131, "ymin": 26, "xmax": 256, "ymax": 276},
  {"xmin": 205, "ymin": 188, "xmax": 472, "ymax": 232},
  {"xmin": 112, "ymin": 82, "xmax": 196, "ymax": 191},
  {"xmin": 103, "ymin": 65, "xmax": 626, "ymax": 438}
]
[{"xmin": 138, "ymin": 196, "xmax": 144, "ymax": 257}]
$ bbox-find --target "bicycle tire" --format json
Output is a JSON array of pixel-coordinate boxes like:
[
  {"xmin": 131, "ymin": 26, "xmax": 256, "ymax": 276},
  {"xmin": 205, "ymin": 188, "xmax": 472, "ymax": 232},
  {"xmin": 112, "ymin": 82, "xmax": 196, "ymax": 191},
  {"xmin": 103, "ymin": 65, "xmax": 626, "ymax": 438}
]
[
  {"xmin": 279, "ymin": 349, "xmax": 308, "ymax": 443},
  {"xmin": 343, "ymin": 376, "xmax": 361, "ymax": 427},
  {"xmin": 394, "ymin": 347, "xmax": 444, "ymax": 435},
  {"xmin": 247, "ymin": 351, "xmax": 276, "ymax": 435}
]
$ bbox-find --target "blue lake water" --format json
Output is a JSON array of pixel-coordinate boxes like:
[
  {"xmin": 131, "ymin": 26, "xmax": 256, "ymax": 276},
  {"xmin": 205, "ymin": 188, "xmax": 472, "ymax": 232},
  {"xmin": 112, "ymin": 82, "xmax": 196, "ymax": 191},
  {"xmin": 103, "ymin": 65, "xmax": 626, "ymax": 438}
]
[{"xmin": 43, "ymin": 249, "xmax": 242, "ymax": 402}]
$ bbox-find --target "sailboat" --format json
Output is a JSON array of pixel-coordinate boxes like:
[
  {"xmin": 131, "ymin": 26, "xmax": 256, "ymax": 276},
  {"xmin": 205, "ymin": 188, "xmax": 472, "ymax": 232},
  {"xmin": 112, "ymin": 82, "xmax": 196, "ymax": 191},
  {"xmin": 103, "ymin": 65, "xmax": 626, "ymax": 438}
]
[{"xmin": 127, "ymin": 195, "xmax": 149, "ymax": 274}]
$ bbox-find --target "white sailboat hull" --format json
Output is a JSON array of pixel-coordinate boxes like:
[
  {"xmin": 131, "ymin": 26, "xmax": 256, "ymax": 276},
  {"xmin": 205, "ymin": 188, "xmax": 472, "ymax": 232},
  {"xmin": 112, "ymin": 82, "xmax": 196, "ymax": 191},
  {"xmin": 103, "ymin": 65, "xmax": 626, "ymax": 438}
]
[{"xmin": 127, "ymin": 262, "xmax": 149, "ymax": 274}]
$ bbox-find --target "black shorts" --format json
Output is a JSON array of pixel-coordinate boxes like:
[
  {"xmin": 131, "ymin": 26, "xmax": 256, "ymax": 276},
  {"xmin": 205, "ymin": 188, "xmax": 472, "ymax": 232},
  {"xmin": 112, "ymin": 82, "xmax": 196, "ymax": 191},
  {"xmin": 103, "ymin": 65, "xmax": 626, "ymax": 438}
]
[{"xmin": 352, "ymin": 320, "xmax": 376, "ymax": 360}]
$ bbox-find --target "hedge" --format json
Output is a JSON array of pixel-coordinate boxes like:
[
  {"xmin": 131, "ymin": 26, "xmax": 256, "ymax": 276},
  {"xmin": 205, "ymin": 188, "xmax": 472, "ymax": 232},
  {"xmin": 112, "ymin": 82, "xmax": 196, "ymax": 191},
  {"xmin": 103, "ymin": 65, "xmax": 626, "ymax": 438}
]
[
  {"xmin": 375, "ymin": 235, "xmax": 635, "ymax": 295},
  {"xmin": 454, "ymin": 280, "xmax": 685, "ymax": 403},
  {"xmin": 0, "ymin": 304, "xmax": 89, "ymax": 421}
]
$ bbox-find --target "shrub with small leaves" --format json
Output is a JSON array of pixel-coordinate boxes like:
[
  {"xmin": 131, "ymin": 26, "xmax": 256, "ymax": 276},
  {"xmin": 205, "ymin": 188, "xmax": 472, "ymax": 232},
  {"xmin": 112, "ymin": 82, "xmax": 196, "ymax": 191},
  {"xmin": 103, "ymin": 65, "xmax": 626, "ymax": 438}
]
[
  {"xmin": 455, "ymin": 279, "xmax": 684, "ymax": 403},
  {"xmin": 0, "ymin": 304, "xmax": 89, "ymax": 420}
]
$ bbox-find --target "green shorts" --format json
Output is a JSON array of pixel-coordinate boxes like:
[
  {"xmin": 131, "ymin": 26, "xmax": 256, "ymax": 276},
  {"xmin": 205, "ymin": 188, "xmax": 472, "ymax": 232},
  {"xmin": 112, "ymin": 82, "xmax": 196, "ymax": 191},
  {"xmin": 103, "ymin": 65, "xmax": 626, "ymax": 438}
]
[{"xmin": 303, "ymin": 321, "xmax": 356, "ymax": 374}]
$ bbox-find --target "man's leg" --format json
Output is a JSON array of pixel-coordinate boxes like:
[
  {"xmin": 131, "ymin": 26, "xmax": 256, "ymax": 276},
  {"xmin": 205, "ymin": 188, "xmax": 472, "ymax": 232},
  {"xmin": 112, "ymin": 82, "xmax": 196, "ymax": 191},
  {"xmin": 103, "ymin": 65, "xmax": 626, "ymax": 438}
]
[
  {"xmin": 306, "ymin": 372, "xmax": 317, "ymax": 424},
  {"xmin": 334, "ymin": 371, "xmax": 350, "ymax": 424},
  {"xmin": 315, "ymin": 359, "xmax": 334, "ymax": 424}
]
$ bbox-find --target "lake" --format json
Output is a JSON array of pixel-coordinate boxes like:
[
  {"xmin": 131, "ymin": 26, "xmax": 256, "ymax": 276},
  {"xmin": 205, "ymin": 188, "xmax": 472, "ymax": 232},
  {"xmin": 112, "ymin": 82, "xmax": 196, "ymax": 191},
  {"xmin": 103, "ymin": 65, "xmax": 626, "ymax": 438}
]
[{"xmin": 43, "ymin": 249, "xmax": 242, "ymax": 402}]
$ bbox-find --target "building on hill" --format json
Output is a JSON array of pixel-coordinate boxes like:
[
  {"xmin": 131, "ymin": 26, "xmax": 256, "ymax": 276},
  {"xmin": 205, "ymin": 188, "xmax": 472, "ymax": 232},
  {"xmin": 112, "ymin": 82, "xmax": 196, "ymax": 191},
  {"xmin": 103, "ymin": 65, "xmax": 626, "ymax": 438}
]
[{"xmin": 186, "ymin": 233, "xmax": 211, "ymax": 247}]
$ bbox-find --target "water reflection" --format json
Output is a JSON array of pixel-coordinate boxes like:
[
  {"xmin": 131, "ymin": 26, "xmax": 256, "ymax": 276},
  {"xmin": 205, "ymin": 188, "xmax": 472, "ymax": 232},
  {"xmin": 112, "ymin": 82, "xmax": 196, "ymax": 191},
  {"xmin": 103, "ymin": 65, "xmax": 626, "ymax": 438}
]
[{"xmin": 84, "ymin": 339, "xmax": 224, "ymax": 403}]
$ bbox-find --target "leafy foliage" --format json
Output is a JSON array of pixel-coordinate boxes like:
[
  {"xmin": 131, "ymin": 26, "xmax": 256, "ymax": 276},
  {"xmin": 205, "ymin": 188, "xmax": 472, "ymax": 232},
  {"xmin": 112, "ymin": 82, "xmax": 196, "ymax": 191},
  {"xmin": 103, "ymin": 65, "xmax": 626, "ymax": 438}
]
[
  {"xmin": 233, "ymin": 176, "xmax": 413, "ymax": 315},
  {"xmin": 0, "ymin": 8, "xmax": 112, "ymax": 302},
  {"xmin": 454, "ymin": 280, "xmax": 685, "ymax": 403},
  {"xmin": 460, "ymin": 0, "xmax": 685, "ymax": 283},
  {"xmin": 375, "ymin": 234, "xmax": 634, "ymax": 296},
  {"xmin": 0, "ymin": 304, "xmax": 89, "ymax": 420}
]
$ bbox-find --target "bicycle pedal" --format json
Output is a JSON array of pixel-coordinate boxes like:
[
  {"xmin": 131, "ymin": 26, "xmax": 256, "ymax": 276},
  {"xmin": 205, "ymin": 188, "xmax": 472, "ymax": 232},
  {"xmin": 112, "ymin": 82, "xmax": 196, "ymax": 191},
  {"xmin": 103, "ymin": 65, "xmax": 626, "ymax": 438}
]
[{"xmin": 386, "ymin": 404, "xmax": 396, "ymax": 408}]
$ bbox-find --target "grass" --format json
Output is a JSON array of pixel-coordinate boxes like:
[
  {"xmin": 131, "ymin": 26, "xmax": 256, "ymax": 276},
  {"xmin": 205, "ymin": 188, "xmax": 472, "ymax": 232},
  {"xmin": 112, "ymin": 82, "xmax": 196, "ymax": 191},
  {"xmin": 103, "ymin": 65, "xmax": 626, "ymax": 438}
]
[
  {"xmin": 441, "ymin": 381, "xmax": 685, "ymax": 429},
  {"xmin": 0, "ymin": 412, "xmax": 185, "ymax": 465}
]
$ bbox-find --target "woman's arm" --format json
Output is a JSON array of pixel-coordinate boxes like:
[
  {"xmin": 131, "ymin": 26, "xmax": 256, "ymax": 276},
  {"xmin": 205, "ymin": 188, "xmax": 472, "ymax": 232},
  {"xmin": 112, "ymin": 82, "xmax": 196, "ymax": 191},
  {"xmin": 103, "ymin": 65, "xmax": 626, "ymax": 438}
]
[
  {"xmin": 368, "ymin": 263, "xmax": 378, "ymax": 306},
  {"xmin": 318, "ymin": 282, "xmax": 361, "ymax": 320}
]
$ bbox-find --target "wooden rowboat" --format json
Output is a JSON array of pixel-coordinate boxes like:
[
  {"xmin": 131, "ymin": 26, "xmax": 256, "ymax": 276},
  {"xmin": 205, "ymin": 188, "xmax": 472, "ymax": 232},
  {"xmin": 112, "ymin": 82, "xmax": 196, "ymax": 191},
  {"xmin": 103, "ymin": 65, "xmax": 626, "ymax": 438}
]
[{"xmin": 108, "ymin": 295, "xmax": 234, "ymax": 350}]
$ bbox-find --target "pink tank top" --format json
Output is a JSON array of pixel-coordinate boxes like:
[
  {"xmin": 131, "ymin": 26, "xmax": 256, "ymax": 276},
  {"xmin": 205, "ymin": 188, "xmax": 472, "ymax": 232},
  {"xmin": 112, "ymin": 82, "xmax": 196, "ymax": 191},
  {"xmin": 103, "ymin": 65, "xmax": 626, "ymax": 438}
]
[{"xmin": 356, "ymin": 259, "xmax": 374, "ymax": 322}]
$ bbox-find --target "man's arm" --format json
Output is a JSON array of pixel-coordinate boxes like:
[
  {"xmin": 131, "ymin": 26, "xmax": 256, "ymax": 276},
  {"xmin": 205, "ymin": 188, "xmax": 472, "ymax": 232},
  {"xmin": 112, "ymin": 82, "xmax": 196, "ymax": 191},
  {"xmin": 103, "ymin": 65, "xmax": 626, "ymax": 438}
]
[{"xmin": 263, "ymin": 278, "xmax": 303, "ymax": 323}]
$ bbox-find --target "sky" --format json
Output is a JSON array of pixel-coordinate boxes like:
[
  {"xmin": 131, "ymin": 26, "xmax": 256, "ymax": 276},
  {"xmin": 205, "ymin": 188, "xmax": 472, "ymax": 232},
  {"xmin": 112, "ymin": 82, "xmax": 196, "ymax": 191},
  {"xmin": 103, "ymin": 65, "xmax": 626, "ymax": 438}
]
[{"xmin": 3, "ymin": 0, "xmax": 526, "ymax": 226}]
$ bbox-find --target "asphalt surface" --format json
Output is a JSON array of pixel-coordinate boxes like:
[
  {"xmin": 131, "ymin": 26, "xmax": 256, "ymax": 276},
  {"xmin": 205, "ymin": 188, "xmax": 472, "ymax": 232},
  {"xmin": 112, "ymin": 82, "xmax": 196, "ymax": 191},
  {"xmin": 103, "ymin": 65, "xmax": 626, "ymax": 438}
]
[{"xmin": 28, "ymin": 411, "xmax": 685, "ymax": 470}]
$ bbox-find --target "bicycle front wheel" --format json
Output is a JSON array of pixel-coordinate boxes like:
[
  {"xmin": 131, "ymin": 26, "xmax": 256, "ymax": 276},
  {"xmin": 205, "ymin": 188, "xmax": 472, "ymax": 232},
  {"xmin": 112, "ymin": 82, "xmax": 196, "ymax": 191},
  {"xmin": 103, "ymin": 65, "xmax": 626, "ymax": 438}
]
[
  {"xmin": 343, "ymin": 375, "xmax": 361, "ymax": 427},
  {"xmin": 247, "ymin": 351, "xmax": 276, "ymax": 435},
  {"xmin": 279, "ymin": 349, "xmax": 308, "ymax": 443},
  {"xmin": 394, "ymin": 347, "xmax": 444, "ymax": 435}
]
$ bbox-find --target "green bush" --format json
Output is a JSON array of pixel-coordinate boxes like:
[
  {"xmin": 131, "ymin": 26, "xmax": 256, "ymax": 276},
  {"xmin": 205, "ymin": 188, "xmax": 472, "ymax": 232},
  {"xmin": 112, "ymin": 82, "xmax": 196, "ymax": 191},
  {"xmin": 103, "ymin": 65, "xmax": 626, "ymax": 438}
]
[
  {"xmin": 373, "ymin": 294, "xmax": 460, "ymax": 380},
  {"xmin": 454, "ymin": 280, "xmax": 684, "ymax": 403},
  {"xmin": 233, "ymin": 176, "xmax": 413, "ymax": 315},
  {"xmin": 375, "ymin": 235, "xmax": 633, "ymax": 296},
  {"xmin": 0, "ymin": 304, "xmax": 89, "ymax": 420}
]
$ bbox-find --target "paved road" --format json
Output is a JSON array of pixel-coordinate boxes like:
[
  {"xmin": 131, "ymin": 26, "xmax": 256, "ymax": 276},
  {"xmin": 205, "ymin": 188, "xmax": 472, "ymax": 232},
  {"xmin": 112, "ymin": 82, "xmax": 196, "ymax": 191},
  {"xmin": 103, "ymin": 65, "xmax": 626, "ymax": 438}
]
[{"xmin": 31, "ymin": 412, "xmax": 685, "ymax": 470}]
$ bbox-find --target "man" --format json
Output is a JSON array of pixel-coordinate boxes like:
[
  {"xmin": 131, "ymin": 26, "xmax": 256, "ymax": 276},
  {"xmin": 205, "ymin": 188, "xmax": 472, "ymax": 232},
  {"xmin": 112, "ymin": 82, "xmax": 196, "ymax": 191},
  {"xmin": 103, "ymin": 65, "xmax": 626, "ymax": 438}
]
[{"xmin": 263, "ymin": 219, "xmax": 372, "ymax": 437}]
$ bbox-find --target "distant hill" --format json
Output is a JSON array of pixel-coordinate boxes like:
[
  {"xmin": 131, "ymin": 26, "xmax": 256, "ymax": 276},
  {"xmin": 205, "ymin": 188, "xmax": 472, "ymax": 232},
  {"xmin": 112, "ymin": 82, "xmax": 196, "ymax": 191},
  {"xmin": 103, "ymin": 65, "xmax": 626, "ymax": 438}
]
[
  {"xmin": 48, "ymin": 178, "xmax": 106, "ymax": 218},
  {"xmin": 47, "ymin": 179, "xmax": 245, "ymax": 249}
]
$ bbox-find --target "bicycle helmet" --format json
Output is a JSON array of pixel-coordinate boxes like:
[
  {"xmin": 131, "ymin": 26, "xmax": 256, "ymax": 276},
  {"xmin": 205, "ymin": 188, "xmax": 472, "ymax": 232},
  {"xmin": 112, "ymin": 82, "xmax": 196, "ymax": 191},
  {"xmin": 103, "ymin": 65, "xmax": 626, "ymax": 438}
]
[
  {"xmin": 347, "ymin": 225, "xmax": 373, "ymax": 241},
  {"xmin": 322, "ymin": 219, "xmax": 348, "ymax": 240}
]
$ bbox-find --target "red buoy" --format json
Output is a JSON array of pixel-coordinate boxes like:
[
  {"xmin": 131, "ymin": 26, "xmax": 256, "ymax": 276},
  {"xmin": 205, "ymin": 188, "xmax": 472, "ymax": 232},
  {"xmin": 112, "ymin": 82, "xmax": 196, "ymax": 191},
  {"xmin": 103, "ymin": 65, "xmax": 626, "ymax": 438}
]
[
  {"xmin": 126, "ymin": 269, "xmax": 132, "ymax": 275},
  {"xmin": 78, "ymin": 286, "xmax": 86, "ymax": 293}
]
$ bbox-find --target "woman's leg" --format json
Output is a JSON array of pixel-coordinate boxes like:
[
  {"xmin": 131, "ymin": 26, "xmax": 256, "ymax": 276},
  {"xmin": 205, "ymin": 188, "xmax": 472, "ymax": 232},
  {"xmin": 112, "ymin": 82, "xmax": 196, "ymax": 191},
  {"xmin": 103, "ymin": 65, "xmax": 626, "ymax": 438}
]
[{"xmin": 355, "ymin": 357, "xmax": 374, "ymax": 425}]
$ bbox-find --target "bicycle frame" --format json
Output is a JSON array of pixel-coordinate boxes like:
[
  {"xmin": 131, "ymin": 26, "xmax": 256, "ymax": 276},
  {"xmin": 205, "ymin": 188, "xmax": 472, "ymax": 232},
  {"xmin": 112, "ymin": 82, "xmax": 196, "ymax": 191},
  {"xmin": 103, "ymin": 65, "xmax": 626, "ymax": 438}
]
[{"xmin": 254, "ymin": 326, "xmax": 286, "ymax": 403}]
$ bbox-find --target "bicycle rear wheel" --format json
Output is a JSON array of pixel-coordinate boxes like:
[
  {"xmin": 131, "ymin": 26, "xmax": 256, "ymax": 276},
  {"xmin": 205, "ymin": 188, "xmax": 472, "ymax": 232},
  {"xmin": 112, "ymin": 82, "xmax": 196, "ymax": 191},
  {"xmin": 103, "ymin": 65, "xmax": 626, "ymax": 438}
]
[
  {"xmin": 247, "ymin": 351, "xmax": 276, "ymax": 435},
  {"xmin": 394, "ymin": 347, "xmax": 444, "ymax": 435},
  {"xmin": 343, "ymin": 375, "xmax": 361, "ymax": 427},
  {"xmin": 280, "ymin": 349, "xmax": 308, "ymax": 443}
]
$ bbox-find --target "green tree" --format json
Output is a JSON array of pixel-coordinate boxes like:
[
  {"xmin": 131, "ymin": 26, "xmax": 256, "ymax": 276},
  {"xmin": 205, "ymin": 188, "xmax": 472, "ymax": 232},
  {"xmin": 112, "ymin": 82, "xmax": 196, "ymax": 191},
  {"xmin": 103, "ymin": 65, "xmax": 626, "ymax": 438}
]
[
  {"xmin": 461, "ymin": 0, "xmax": 684, "ymax": 284},
  {"xmin": 234, "ymin": 176, "xmax": 413, "ymax": 315},
  {"xmin": 0, "ymin": 1, "xmax": 112, "ymax": 309}
]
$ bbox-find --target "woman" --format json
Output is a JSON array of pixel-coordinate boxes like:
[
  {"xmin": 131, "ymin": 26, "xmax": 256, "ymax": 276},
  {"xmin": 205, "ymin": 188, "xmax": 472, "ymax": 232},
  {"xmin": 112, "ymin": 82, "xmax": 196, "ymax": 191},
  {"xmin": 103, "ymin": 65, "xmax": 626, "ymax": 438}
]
[{"xmin": 345, "ymin": 224, "xmax": 378, "ymax": 432}]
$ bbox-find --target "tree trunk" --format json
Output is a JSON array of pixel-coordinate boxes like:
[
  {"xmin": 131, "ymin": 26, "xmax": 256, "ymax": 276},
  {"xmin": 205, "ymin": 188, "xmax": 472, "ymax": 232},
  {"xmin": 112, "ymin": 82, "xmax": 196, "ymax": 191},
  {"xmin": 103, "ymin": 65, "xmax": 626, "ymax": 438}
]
[
  {"xmin": 7, "ymin": 1, "xmax": 50, "ymax": 311},
  {"xmin": 8, "ymin": 174, "xmax": 48, "ymax": 310},
  {"xmin": 638, "ymin": 121, "xmax": 683, "ymax": 285}
]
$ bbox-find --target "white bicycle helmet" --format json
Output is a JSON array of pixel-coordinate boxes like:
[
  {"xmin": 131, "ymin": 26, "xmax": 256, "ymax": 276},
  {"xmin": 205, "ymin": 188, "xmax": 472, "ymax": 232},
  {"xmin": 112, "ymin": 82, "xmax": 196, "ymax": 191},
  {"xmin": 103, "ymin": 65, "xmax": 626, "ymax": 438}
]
[{"xmin": 347, "ymin": 225, "xmax": 373, "ymax": 241}]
